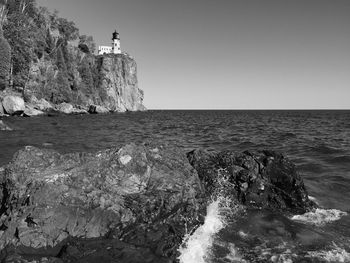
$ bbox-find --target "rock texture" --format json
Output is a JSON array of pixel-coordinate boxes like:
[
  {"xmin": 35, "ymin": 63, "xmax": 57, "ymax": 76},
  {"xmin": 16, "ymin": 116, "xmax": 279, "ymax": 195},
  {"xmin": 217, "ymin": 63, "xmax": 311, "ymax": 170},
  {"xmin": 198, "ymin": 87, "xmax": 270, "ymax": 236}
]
[
  {"xmin": 88, "ymin": 104, "xmax": 110, "ymax": 114},
  {"xmin": 23, "ymin": 106, "xmax": 45, "ymax": 117},
  {"xmin": 0, "ymin": 144, "xmax": 203, "ymax": 262},
  {"xmin": 26, "ymin": 52, "xmax": 146, "ymax": 113},
  {"xmin": 187, "ymin": 149, "xmax": 315, "ymax": 214},
  {"xmin": 28, "ymin": 96, "xmax": 53, "ymax": 112},
  {"xmin": 2, "ymin": 95, "xmax": 25, "ymax": 115},
  {"xmin": 95, "ymin": 54, "xmax": 146, "ymax": 112},
  {"xmin": 56, "ymin": 102, "xmax": 74, "ymax": 114},
  {"xmin": 0, "ymin": 145, "xmax": 315, "ymax": 262}
]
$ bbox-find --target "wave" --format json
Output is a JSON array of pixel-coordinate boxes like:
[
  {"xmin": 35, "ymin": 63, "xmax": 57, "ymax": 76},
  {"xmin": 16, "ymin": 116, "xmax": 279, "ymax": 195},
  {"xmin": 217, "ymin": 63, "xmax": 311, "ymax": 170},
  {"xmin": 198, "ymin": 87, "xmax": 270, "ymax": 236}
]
[
  {"xmin": 178, "ymin": 197, "xmax": 244, "ymax": 263},
  {"xmin": 178, "ymin": 199, "xmax": 224, "ymax": 263},
  {"xmin": 307, "ymin": 243, "xmax": 350, "ymax": 262},
  {"xmin": 291, "ymin": 208, "xmax": 347, "ymax": 226}
]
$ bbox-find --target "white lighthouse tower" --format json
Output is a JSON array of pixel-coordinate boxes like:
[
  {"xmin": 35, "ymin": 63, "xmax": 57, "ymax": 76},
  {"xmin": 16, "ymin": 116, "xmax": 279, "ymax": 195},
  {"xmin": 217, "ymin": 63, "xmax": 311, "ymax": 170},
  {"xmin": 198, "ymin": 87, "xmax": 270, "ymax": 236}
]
[{"xmin": 112, "ymin": 30, "xmax": 121, "ymax": 54}]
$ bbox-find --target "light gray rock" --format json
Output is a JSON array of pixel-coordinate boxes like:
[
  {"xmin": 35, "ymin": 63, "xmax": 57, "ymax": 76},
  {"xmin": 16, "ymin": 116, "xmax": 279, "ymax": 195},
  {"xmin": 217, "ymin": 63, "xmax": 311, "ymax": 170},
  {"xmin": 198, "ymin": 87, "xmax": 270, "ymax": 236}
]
[
  {"xmin": 95, "ymin": 54, "xmax": 146, "ymax": 112},
  {"xmin": 23, "ymin": 105, "xmax": 45, "ymax": 117},
  {"xmin": 2, "ymin": 95, "xmax": 25, "ymax": 115},
  {"xmin": 88, "ymin": 105, "xmax": 110, "ymax": 114},
  {"xmin": 71, "ymin": 108, "xmax": 88, "ymax": 115},
  {"xmin": 32, "ymin": 97, "xmax": 53, "ymax": 111},
  {"xmin": 56, "ymin": 102, "xmax": 74, "ymax": 114}
]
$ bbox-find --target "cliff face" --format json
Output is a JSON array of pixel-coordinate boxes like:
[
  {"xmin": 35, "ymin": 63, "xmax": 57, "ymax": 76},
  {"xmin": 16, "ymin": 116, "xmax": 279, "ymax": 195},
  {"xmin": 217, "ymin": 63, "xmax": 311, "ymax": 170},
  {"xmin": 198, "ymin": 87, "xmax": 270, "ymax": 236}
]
[
  {"xmin": 1, "ymin": 0, "xmax": 146, "ymax": 113},
  {"xmin": 26, "ymin": 47, "xmax": 146, "ymax": 112},
  {"xmin": 95, "ymin": 54, "xmax": 146, "ymax": 112}
]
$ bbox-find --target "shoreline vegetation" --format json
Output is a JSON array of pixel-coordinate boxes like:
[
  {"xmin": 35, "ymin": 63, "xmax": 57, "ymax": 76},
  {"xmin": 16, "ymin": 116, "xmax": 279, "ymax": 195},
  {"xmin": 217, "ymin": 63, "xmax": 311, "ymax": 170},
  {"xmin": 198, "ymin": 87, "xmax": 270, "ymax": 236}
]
[{"xmin": 0, "ymin": 0, "xmax": 146, "ymax": 119}]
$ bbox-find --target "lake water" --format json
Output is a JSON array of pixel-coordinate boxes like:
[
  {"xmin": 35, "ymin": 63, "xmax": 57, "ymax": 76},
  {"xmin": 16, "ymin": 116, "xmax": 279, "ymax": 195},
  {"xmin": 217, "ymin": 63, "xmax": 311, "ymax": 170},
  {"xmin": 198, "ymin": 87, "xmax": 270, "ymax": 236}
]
[{"xmin": 1, "ymin": 110, "xmax": 350, "ymax": 262}]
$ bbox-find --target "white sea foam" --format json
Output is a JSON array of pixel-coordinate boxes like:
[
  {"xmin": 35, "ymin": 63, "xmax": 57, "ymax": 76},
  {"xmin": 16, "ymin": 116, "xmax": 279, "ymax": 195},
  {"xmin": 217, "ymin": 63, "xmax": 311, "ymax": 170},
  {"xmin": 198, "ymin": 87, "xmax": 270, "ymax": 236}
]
[
  {"xmin": 178, "ymin": 199, "xmax": 224, "ymax": 263},
  {"xmin": 291, "ymin": 208, "xmax": 347, "ymax": 226},
  {"xmin": 178, "ymin": 196, "xmax": 245, "ymax": 263},
  {"xmin": 307, "ymin": 244, "xmax": 350, "ymax": 262},
  {"xmin": 308, "ymin": 195, "xmax": 319, "ymax": 204},
  {"xmin": 224, "ymin": 243, "xmax": 247, "ymax": 263}
]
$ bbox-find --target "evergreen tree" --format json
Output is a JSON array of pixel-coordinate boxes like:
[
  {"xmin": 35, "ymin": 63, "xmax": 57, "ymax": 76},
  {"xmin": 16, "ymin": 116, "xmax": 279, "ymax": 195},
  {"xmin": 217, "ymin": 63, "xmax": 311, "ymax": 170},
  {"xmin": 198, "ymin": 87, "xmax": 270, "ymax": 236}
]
[
  {"xmin": 78, "ymin": 56, "xmax": 94, "ymax": 94},
  {"xmin": 0, "ymin": 26, "xmax": 11, "ymax": 90},
  {"xmin": 79, "ymin": 35, "xmax": 96, "ymax": 54}
]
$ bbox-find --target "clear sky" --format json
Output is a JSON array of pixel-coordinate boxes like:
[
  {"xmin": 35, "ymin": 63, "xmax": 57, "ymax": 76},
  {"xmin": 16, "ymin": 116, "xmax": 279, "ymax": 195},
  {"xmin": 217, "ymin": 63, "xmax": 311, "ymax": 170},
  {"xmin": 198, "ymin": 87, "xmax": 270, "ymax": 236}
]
[{"xmin": 36, "ymin": 0, "xmax": 350, "ymax": 109}]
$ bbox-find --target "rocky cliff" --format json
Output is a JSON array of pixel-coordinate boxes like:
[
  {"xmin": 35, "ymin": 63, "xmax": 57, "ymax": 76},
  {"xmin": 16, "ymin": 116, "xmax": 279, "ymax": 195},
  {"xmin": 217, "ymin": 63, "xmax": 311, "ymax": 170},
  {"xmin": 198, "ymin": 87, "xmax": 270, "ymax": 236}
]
[
  {"xmin": 95, "ymin": 54, "xmax": 146, "ymax": 112},
  {"xmin": 26, "ymin": 50, "xmax": 146, "ymax": 113},
  {"xmin": 0, "ymin": 0, "xmax": 146, "ymax": 113}
]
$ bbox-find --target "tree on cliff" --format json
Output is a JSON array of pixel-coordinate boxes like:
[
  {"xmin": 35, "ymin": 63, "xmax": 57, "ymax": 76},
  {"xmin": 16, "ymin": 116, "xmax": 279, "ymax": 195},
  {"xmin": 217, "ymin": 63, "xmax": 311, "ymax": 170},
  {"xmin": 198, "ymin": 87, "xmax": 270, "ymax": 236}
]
[
  {"xmin": 0, "ymin": 1, "xmax": 10, "ymax": 90},
  {"xmin": 78, "ymin": 56, "xmax": 94, "ymax": 94},
  {"xmin": 79, "ymin": 35, "xmax": 96, "ymax": 54},
  {"xmin": 0, "ymin": 27, "xmax": 11, "ymax": 90},
  {"xmin": 56, "ymin": 17, "xmax": 79, "ymax": 42},
  {"xmin": 3, "ymin": 12, "xmax": 34, "ymax": 88},
  {"xmin": 0, "ymin": 0, "xmax": 106, "ymax": 106}
]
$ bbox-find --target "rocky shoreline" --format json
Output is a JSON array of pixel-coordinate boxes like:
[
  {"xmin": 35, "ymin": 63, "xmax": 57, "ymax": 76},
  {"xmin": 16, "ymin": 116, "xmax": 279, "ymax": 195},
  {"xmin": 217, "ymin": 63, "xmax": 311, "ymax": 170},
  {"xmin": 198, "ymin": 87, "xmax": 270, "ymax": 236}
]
[
  {"xmin": 0, "ymin": 93, "xmax": 145, "ymax": 119},
  {"xmin": 0, "ymin": 143, "xmax": 316, "ymax": 262}
]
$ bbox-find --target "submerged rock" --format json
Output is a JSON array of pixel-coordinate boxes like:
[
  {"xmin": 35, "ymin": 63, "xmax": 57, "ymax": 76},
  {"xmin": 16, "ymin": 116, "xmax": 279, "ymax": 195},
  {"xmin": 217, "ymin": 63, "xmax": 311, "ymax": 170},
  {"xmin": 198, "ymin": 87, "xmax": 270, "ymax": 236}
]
[
  {"xmin": 0, "ymin": 144, "xmax": 203, "ymax": 262},
  {"xmin": 0, "ymin": 120, "xmax": 12, "ymax": 130},
  {"xmin": 2, "ymin": 95, "xmax": 25, "ymax": 115},
  {"xmin": 187, "ymin": 149, "xmax": 315, "ymax": 214}
]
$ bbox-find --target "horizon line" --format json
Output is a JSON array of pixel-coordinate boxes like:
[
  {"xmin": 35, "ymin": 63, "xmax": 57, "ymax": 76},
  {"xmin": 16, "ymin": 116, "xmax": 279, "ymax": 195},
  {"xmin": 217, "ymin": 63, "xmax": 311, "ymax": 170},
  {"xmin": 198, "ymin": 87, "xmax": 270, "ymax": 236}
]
[{"xmin": 145, "ymin": 108, "xmax": 350, "ymax": 111}]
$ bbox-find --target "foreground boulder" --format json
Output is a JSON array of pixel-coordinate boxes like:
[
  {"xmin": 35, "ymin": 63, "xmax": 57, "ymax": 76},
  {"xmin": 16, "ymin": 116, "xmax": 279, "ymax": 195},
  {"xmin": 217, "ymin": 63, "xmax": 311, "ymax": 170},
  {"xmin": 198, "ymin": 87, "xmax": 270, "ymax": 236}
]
[
  {"xmin": 187, "ymin": 149, "xmax": 315, "ymax": 214},
  {"xmin": 0, "ymin": 145, "xmax": 315, "ymax": 262},
  {"xmin": 2, "ymin": 95, "xmax": 25, "ymax": 115},
  {"xmin": 0, "ymin": 144, "xmax": 203, "ymax": 262}
]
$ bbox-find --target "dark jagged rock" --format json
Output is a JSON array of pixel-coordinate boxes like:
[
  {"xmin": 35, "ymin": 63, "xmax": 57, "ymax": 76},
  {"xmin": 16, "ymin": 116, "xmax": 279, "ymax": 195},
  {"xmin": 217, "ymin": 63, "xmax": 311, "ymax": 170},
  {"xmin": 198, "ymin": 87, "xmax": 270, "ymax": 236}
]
[
  {"xmin": 187, "ymin": 149, "xmax": 316, "ymax": 214},
  {"xmin": 0, "ymin": 145, "xmax": 315, "ymax": 262},
  {"xmin": 0, "ymin": 144, "xmax": 204, "ymax": 262}
]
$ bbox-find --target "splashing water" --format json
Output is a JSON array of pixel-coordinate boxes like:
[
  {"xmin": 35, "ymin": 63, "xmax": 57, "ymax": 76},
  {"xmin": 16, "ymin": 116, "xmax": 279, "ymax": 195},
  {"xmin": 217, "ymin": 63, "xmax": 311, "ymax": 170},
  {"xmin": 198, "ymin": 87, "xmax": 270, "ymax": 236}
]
[
  {"xmin": 307, "ymin": 243, "xmax": 350, "ymax": 262},
  {"xmin": 178, "ymin": 200, "xmax": 224, "ymax": 263},
  {"xmin": 178, "ymin": 196, "xmax": 245, "ymax": 263},
  {"xmin": 291, "ymin": 208, "xmax": 347, "ymax": 226}
]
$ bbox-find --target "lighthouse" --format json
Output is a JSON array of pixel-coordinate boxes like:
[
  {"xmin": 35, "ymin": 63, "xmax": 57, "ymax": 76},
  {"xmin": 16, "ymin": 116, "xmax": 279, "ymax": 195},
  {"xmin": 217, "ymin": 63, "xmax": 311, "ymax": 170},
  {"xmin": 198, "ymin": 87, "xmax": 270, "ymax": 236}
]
[
  {"xmin": 112, "ymin": 30, "xmax": 121, "ymax": 54},
  {"xmin": 97, "ymin": 30, "xmax": 122, "ymax": 55}
]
